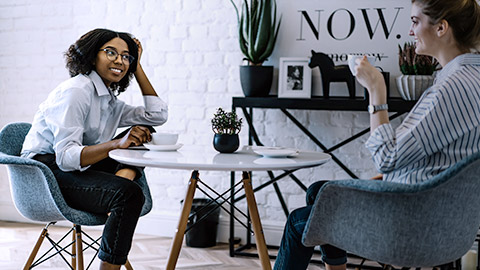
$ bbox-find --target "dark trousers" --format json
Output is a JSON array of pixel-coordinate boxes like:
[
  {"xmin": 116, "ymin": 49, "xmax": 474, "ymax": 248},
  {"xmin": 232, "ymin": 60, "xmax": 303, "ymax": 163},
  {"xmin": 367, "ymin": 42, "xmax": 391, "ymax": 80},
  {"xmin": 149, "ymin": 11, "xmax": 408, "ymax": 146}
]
[
  {"xmin": 34, "ymin": 154, "xmax": 145, "ymax": 265},
  {"xmin": 273, "ymin": 181, "xmax": 347, "ymax": 269}
]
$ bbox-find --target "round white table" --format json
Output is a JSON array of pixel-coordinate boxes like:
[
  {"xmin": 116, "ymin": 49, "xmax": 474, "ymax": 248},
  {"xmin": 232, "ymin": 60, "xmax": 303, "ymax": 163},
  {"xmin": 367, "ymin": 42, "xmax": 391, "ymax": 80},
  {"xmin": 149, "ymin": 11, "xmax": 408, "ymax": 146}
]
[
  {"xmin": 110, "ymin": 145, "xmax": 330, "ymax": 171},
  {"xmin": 109, "ymin": 146, "xmax": 331, "ymax": 270}
]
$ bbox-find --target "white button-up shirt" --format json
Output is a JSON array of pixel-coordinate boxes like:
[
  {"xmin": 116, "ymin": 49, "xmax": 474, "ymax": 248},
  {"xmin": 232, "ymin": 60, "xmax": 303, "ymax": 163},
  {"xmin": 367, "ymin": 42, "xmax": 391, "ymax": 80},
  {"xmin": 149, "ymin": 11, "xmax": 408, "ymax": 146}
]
[
  {"xmin": 366, "ymin": 53, "xmax": 480, "ymax": 184},
  {"xmin": 21, "ymin": 71, "xmax": 168, "ymax": 172}
]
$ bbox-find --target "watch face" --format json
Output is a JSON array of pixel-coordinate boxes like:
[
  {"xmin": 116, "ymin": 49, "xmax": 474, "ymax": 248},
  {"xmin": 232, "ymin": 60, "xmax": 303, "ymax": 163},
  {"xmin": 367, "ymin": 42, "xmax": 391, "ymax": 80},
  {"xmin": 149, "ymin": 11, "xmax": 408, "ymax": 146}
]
[{"xmin": 368, "ymin": 105, "xmax": 374, "ymax": 114}]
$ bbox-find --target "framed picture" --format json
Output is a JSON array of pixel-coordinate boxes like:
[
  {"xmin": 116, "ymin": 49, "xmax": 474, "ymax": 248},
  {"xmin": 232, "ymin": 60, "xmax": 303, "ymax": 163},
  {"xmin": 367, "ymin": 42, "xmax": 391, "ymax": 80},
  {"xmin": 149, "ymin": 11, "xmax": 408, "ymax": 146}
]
[{"xmin": 278, "ymin": 57, "xmax": 312, "ymax": 98}]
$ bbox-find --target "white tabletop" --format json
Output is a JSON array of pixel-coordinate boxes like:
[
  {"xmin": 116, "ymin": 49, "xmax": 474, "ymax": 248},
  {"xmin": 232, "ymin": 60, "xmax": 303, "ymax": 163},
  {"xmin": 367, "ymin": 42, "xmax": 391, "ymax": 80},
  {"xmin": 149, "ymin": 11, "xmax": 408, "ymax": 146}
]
[{"xmin": 109, "ymin": 145, "xmax": 331, "ymax": 171}]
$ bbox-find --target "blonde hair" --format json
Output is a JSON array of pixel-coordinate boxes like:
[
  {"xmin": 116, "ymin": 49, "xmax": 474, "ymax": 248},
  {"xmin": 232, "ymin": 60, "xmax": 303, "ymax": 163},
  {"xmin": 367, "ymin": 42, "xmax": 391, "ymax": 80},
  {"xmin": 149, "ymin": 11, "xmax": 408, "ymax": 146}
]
[{"xmin": 412, "ymin": 0, "xmax": 480, "ymax": 51}]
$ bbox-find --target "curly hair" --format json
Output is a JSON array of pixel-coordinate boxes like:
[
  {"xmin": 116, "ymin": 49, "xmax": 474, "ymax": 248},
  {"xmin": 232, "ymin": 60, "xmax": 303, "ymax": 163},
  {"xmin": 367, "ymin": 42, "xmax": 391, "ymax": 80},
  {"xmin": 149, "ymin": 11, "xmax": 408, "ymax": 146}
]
[
  {"xmin": 412, "ymin": 0, "xmax": 480, "ymax": 51},
  {"xmin": 64, "ymin": 28, "xmax": 139, "ymax": 94}
]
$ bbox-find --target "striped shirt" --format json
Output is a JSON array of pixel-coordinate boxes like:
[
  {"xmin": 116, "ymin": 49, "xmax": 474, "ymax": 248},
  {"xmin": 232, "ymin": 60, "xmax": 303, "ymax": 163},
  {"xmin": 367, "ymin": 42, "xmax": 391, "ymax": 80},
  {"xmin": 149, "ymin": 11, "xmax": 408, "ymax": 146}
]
[{"xmin": 365, "ymin": 53, "xmax": 480, "ymax": 184}]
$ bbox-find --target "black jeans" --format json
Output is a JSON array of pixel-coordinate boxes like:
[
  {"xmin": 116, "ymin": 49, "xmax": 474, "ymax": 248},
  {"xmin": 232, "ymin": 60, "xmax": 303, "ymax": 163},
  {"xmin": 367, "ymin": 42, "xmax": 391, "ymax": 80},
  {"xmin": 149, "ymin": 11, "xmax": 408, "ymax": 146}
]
[{"xmin": 34, "ymin": 154, "xmax": 145, "ymax": 265}]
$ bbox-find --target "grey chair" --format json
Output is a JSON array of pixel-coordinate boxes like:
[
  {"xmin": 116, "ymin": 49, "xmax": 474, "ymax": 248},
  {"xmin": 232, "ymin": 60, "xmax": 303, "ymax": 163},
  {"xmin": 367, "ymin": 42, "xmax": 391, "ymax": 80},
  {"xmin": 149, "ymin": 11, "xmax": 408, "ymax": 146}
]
[
  {"xmin": 0, "ymin": 122, "xmax": 152, "ymax": 269},
  {"xmin": 302, "ymin": 152, "xmax": 480, "ymax": 268}
]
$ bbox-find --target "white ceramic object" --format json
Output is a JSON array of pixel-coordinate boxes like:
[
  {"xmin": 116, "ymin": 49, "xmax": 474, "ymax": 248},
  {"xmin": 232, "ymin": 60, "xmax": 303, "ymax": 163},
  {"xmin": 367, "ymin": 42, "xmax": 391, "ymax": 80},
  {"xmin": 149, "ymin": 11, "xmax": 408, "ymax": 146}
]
[
  {"xmin": 151, "ymin": 132, "xmax": 179, "ymax": 145},
  {"xmin": 347, "ymin": 54, "xmax": 376, "ymax": 76},
  {"xmin": 252, "ymin": 146, "xmax": 299, "ymax": 158},
  {"xmin": 396, "ymin": 75, "xmax": 434, "ymax": 100},
  {"xmin": 144, "ymin": 143, "xmax": 183, "ymax": 151},
  {"xmin": 254, "ymin": 157, "xmax": 296, "ymax": 165}
]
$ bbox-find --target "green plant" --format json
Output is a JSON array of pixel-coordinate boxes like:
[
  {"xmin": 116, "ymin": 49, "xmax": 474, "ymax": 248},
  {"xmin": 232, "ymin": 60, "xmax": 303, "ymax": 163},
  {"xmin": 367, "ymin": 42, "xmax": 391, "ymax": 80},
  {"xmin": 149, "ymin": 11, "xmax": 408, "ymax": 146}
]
[
  {"xmin": 211, "ymin": 108, "xmax": 243, "ymax": 135},
  {"xmin": 398, "ymin": 42, "xmax": 438, "ymax": 75},
  {"xmin": 229, "ymin": 0, "xmax": 281, "ymax": 65}
]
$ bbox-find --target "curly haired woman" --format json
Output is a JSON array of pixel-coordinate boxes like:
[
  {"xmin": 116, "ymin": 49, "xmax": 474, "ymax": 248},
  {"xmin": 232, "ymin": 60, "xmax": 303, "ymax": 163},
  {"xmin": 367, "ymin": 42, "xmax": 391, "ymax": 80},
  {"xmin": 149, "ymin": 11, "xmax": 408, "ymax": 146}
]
[{"xmin": 21, "ymin": 28, "xmax": 168, "ymax": 270}]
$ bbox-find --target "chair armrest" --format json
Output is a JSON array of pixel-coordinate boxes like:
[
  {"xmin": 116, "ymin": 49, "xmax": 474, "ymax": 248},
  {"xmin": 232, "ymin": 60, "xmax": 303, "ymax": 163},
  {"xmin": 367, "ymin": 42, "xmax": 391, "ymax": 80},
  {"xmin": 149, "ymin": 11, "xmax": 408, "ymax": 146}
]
[{"xmin": 0, "ymin": 153, "xmax": 56, "ymax": 178}]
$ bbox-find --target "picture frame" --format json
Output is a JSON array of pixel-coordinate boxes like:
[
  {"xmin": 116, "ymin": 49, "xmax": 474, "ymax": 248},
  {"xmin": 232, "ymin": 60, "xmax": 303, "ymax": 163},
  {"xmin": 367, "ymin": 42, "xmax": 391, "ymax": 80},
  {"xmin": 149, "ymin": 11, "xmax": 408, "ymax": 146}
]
[{"xmin": 278, "ymin": 57, "xmax": 312, "ymax": 98}]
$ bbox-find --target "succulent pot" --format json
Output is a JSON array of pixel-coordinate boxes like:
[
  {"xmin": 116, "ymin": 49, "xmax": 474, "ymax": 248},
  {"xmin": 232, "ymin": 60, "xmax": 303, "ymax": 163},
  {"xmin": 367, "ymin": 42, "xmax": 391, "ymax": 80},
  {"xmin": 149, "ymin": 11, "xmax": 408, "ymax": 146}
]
[
  {"xmin": 396, "ymin": 75, "xmax": 434, "ymax": 100},
  {"xmin": 213, "ymin": 134, "xmax": 239, "ymax": 153},
  {"xmin": 239, "ymin": 65, "xmax": 273, "ymax": 97}
]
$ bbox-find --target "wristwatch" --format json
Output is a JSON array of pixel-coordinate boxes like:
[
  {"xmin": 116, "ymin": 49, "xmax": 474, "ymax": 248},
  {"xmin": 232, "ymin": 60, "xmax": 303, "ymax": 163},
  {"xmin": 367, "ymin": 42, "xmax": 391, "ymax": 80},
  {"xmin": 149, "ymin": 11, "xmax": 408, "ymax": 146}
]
[{"xmin": 368, "ymin": 104, "xmax": 388, "ymax": 114}]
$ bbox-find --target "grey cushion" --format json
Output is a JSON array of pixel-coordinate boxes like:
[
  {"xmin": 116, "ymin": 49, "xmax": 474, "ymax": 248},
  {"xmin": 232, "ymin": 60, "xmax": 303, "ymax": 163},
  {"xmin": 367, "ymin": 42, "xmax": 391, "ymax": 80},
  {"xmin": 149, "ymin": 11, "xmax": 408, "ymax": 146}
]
[
  {"xmin": 0, "ymin": 122, "xmax": 152, "ymax": 225},
  {"xmin": 302, "ymin": 152, "xmax": 480, "ymax": 267}
]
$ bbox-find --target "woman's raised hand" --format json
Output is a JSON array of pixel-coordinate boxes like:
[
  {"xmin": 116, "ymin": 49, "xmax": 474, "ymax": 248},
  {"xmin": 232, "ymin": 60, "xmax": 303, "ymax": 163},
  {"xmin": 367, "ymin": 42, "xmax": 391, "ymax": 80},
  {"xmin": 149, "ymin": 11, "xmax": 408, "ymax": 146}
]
[
  {"xmin": 355, "ymin": 56, "xmax": 386, "ymax": 98},
  {"xmin": 133, "ymin": 38, "xmax": 143, "ymax": 67}
]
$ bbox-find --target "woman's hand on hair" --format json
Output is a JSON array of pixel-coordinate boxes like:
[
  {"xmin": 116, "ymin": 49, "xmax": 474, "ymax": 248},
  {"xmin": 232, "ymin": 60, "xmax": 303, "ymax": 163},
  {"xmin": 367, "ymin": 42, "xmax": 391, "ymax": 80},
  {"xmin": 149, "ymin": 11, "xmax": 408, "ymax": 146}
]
[
  {"xmin": 133, "ymin": 38, "xmax": 143, "ymax": 66},
  {"xmin": 116, "ymin": 125, "xmax": 152, "ymax": 148}
]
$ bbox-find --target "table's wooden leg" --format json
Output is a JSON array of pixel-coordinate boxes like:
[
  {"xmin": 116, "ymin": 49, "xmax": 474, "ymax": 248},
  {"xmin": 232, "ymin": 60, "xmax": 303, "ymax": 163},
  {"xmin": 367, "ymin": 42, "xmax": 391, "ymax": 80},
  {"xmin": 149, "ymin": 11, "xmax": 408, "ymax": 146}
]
[
  {"xmin": 241, "ymin": 171, "xmax": 272, "ymax": 270},
  {"xmin": 166, "ymin": 170, "xmax": 199, "ymax": 270}
]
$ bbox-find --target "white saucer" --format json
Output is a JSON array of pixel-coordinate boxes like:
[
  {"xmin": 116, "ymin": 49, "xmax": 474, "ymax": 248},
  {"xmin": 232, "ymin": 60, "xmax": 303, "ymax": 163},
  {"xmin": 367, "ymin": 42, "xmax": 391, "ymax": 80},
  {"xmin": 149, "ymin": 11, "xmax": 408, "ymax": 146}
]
[
  {"xmin": 254, "ymin": 157, "xmax": 296, "ymax": 164},
  {"xmin": 143, "ymin": 143, "xmax": 183, "ymax": 151},
  {"xmin": 252, "ymin": 146, "xmax": 299, "ymax": 158}
]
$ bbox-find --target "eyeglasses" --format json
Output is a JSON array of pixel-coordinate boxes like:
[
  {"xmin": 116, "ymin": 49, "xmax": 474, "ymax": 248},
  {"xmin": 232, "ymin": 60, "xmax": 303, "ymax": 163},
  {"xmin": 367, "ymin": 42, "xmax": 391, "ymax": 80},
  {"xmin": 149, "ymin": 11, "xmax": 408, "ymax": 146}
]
[{"xmin": 99, "ymin": 48, "xmax": 135, "ymax": 65}]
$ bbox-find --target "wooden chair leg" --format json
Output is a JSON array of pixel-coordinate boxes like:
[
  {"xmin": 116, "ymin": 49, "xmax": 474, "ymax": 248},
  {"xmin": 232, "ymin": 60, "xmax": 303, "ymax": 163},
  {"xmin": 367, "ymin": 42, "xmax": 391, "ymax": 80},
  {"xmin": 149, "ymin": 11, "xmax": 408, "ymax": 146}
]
[
  {"xmin": 23, "ymin": 224, "xmax": 50, "ymax": 270},
  {"xmin": 75, "ymin": 225, "xmax": 84, "ymax": 270},
  {"xmin": 72, "ymin": 225, "xmax": 77, "ymax": 270},
  {"xmin": 124, "ymin": 259, "xmax": 133, "ymax": 270}
]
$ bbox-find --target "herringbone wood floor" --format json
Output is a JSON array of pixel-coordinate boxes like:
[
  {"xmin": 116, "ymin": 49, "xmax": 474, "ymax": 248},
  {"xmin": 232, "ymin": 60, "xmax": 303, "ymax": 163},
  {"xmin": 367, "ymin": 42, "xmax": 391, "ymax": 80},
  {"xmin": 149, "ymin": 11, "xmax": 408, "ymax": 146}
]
[{"xmin": 0, "ymin": 221, "xmax": 332, "ymax": 270}]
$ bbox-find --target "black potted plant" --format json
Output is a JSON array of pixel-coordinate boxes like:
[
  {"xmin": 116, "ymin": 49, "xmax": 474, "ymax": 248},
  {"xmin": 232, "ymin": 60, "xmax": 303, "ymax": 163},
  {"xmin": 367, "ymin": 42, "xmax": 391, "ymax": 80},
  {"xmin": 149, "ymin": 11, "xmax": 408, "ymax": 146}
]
[
  {"xmin": 211, "ymin": 108, "xmax": 243, "ymax": 153},
  {"xmin": 229, "ymin": 0, "xmax": 281, "ymax": 97}
]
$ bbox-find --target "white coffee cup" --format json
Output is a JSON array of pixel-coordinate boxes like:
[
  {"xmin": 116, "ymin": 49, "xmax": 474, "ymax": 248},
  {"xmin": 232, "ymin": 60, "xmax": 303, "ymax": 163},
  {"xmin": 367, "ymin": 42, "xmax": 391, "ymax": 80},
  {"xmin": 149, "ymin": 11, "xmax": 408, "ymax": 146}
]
[
  {"xmin": 347, "ymin": 54, "xmax": 376, "ymax": 76},
  {"xmin": 151, "ymin": 132, "xmax": 178, "ymax": 145}
]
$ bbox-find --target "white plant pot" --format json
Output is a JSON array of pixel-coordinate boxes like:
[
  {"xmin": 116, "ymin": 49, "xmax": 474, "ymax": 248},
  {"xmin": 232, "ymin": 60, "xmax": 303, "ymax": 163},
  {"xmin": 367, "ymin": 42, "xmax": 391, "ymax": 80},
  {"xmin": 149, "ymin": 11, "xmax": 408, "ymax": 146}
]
[{"xmin": 396, "ymin": 75, "xmax": 434, "ymax": 100}]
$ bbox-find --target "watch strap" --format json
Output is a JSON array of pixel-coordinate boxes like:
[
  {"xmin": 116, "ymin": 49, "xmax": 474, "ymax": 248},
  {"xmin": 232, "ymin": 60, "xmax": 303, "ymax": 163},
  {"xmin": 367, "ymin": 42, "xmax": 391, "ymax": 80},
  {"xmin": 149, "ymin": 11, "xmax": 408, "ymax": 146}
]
[{"xmin": 368, "ymin": 104, "xmax": 388, "ymax": 113}]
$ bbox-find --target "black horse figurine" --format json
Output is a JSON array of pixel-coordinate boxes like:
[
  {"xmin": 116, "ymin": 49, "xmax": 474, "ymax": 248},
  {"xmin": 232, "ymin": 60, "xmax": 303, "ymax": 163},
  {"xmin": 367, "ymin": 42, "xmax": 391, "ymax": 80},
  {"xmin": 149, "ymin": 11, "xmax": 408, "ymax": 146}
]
[{"xmin": 309, "ymin": 50, "xmax": 355, "ymax": 98}]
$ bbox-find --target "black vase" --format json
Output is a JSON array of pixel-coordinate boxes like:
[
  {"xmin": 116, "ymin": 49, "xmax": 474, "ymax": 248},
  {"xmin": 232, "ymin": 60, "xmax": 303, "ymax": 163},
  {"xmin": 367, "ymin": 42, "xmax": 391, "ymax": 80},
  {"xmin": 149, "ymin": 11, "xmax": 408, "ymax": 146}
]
[
  {"xmin": 213, "ymin": 134, "xmax": 239, "ymax": 153},
  {"xmin": 240, "ymin": 65, "xmax": 273, "ymax": 97}
]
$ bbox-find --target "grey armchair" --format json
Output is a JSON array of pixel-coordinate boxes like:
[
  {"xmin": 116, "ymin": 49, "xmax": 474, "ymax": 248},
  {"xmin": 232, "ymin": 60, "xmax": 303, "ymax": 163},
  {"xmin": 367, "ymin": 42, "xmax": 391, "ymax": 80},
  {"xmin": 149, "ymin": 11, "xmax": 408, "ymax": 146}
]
[
  {"xmin": 0, "ymin": 122, "xmax": 152, "ymax": 269},
  {"xmin": 302, "ymin": 152, "xmax": 480, "ymax": 268}
]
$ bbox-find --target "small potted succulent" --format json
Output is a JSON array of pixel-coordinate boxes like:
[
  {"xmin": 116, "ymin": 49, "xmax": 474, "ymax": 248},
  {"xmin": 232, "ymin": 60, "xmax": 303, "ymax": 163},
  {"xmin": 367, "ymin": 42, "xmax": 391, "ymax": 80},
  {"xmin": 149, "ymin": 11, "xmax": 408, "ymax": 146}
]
[
  {"xmin": 211, "ymin": 108, "xmax": 243, "ymax": 153},
  {"xmin": 396, "ymin": 42, "xmax": 438, "ymax": 100},
  {"xmin": 229, "ymin": 0, "xmax": 281, "ymax": 97}
]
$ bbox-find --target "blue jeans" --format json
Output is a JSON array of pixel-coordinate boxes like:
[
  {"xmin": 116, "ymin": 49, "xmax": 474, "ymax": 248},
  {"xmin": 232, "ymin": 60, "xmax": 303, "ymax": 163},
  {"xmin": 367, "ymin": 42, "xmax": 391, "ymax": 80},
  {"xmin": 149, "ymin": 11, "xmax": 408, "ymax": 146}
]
[
  {"xmin": 34, "ymin": 154, "xmax": 145, "ymax": 265},
  {"xmin": 274, "ymin": 181, "xmax": 347, "ymax": 270}
]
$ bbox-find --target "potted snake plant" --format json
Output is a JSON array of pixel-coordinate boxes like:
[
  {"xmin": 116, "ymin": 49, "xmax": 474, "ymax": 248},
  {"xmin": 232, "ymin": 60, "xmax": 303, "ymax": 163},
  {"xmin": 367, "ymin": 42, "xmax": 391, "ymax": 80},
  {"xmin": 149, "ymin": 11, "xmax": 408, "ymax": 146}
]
[
  {"xmin": 211, "ymin": 108, "xmax": 243, "ymax": 153},
  {"xmin": 396, "ymin": 42, "xmax": 438, "ymax": 100},
  {"xmin": 229, "ymin": 0, "xmax": 281, "ymax": 97}
]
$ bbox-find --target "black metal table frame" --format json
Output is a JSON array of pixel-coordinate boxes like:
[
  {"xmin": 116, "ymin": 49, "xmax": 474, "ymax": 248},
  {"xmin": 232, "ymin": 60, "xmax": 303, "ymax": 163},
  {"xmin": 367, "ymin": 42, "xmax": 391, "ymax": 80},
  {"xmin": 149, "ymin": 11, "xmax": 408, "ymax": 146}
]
[{"xmin": 229, "ymin": 96, "xmax": 417, "ymax": 268}]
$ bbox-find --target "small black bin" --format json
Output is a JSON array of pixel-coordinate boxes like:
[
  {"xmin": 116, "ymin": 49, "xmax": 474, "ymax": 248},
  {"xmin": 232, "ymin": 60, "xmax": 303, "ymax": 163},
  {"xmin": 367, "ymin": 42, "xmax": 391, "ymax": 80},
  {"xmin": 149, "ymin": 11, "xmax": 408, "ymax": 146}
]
[{"xmin": 184, "ymin": 198, "xmax": 220, "ymax": 248}]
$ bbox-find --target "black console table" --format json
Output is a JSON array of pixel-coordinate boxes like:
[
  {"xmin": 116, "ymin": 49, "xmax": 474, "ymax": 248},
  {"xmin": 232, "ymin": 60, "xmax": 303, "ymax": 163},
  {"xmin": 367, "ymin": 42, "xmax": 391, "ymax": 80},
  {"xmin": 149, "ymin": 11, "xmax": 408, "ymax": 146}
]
[{"xmin": 228, "ymin": 96, "xmax": 417, "ymax": 268}]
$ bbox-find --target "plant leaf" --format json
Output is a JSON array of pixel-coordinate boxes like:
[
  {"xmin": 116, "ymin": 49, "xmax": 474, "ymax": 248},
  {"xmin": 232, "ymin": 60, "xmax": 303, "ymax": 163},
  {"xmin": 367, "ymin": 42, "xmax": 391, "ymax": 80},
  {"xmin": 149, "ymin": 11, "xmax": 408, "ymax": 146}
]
[
  {"xmin": 254, "ymin": 0, "xmax": 271, "ymax": 57},
  {"xmin": 233, "ymin": 0, "xmax": 281, "ymax": 64}
]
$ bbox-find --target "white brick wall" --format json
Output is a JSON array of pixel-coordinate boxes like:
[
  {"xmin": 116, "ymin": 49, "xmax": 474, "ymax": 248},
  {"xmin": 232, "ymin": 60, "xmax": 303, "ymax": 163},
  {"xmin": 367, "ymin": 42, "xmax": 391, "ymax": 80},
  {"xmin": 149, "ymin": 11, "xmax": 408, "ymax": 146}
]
[{"xmin": 0, "ymin": 0, "xmax": 397, "ymax": 245}]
